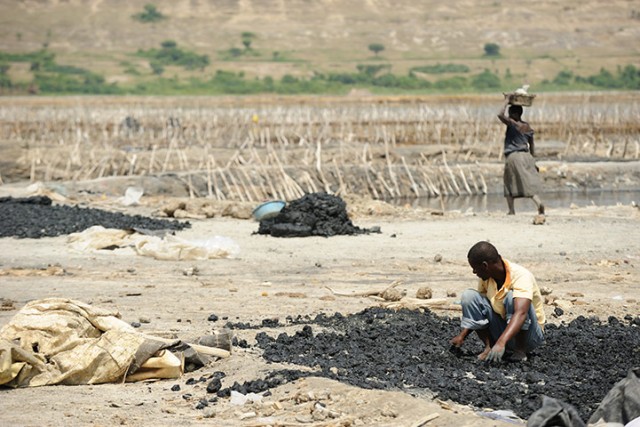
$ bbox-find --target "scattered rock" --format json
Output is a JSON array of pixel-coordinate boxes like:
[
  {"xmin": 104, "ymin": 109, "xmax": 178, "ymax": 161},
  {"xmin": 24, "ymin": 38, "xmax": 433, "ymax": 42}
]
[
  {"xmin": 381, "ymin": 287, "xmax": 405, "ymax": 302},
  {"xmin": 416, "ymin": 287, "xmax": 433, "ymax": 299},
  {"xmin": 533, "ymin": 214, "xmax": 546, "ymax": 225},
  {"xmin": 540, "ymin": 286, "xmax": 553, "ymax": 296},
  {"xmin": 554, "ymin": 299, "xmax": 573, "ymax": 311},
  {"xmin": 183, "ymin": 266, "xmax": 199, "ymax": 276},
  {"xmin": 434, "ymin": 254, "xmax": 443, "ymax": 263}
]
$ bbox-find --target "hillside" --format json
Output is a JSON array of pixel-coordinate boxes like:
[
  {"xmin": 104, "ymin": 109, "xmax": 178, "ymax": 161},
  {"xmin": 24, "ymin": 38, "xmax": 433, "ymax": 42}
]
[{"xmin": 0, "ymin": 0, "xmax": 639, "ymax": 89}]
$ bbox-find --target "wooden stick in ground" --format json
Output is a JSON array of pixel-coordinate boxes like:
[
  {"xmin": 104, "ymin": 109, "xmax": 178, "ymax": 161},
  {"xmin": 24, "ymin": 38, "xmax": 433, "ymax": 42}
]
[
  {"xmin": 410, "ymin": 412, "xmax": 440, "ymax": 427},
  {"xmin": 206, "ymin": 158, "xmax": 213, "ymax": 198},
  {"xmin": 140, "ymin": 333, "xmax": 231, "ymax": 358},
  {"xmin": 315, "ymin": 141, "xmax": 331, "ymax": 193},
  {"xmin": 401, "ymin": 156, "xmax": 420, "ymax": 197},
  {"xmin": 252, "ymin": 148, "xmax": 279, "ymax": 199},
  {"xmin": 457, "ymin": 165, "xmax": 472, "ymax": 195},
  {"xmin": 325, "ymin": 280, "xmax": 402, "ymax": 298},
  {"xmin": 332, "ymin": 158, "xmax": 347, "ymax": 196},
  {"xmin": 364, "ymin": 166, "xmax": 380, "ymax": 199}
]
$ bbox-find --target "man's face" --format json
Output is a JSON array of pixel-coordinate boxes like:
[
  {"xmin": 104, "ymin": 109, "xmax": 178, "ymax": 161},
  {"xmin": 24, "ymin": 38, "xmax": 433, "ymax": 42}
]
[{"xmin": 469, "ymin": 259, "xmax": 490, "ymax": 280}]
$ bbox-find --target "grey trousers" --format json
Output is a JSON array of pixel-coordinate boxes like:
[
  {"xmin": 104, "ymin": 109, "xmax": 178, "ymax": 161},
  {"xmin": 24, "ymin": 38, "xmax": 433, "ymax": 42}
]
[{"xmin": 460, "ymin": 289, "xmax": 544, "ymax": 352}]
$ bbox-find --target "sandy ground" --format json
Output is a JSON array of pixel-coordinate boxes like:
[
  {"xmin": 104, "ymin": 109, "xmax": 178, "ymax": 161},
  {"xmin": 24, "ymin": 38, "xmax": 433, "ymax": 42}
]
[{"xmin": 1, "ymin": 188, "xmax": 639, "ymax": 426}]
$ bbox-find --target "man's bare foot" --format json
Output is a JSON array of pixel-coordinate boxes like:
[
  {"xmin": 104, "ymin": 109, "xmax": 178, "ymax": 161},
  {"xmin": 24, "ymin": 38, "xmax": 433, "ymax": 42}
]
[
  {"xmin": 507, "ymin": 211, "xmax": 515, "ymax": 215},
  {"xmin": 538, "ymin": 204, "xmax": 545, "ymax": 215},
  {"xmin": 477, "ymin": 348, "xmax": 491, "ymax": 360}
]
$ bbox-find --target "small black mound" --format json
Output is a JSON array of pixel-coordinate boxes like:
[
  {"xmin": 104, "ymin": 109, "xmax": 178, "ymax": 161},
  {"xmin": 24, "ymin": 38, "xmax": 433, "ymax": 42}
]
[
  {"xmin": 0, "ymin": 196, "xmax": 189, "ymax": 238},
  {"xmin": 257, "ymin": 192, "xmax": 379, "ymax": 237}
]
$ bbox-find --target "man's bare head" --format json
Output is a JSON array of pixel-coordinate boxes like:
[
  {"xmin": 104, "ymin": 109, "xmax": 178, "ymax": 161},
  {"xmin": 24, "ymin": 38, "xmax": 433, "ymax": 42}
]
[
  {"xmin": 467, "ymin": 241, "xmax": 501, "ymax": 281},
  {"xmin": 467, "ymin": 241, "xmax": 500, "ymax": 265}
]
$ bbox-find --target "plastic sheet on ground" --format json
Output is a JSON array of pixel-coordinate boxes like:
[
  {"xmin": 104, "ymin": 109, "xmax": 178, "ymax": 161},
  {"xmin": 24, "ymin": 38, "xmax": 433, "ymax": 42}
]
[
  {"xmin": 67, "ymin": 225, "xmax": 239, "ymax": 260},
  {"xmin": 0, "ymin": 298, "xmax": 182, "ymax": 387}
]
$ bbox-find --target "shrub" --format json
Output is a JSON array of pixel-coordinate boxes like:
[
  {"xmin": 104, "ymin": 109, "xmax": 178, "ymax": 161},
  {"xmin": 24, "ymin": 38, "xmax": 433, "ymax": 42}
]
[
  {"xmin": 137, "ymin": 41, "xmax": 210, "ymax": 71},
  {"xmin": 132, "ymin": 4, "xmax": 166, "ymax": 23},
  {"xmin": 356, "ymin": 64, "xmax": 391, "ymax": 77},
  {"xmin": 471, "ymin": 69, "xmax": 501, "ymax": 89},
  {"xmin": 410, "ymin": 63, "xmax": 470, "ymax": 74},
  {"xmin": 553, "ymin": 70, "xmax": 574, "ymax": 85},
  {"xmin": 433, "ymin": 76, "xmax": 468, "ymax": 90},
  {"xmin": 368, "ymin": 43, "xmax": 385, "ymax": 56},
  {"xmin": 483, "ymin": 43, "xmax": 501, "ymax": 56}
]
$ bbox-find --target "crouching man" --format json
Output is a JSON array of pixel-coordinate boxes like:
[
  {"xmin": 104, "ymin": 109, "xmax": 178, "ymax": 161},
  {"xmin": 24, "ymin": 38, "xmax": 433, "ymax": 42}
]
[{"xmin": 450, "ymin": 241, "xmax": 545, "ymax": 362}]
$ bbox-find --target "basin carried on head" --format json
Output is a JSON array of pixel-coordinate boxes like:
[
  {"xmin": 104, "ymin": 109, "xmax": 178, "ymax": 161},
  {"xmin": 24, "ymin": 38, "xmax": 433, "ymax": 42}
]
[{"xmin": 252, "ymin": 200, "xmax": 286, "ymax": 221}]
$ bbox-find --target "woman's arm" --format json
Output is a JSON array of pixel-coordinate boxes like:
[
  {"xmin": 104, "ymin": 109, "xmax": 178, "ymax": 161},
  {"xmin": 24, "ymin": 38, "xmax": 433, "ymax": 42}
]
[{"xmin": 497, "ymin": 98, "xmax": 511, "ymax": 125}]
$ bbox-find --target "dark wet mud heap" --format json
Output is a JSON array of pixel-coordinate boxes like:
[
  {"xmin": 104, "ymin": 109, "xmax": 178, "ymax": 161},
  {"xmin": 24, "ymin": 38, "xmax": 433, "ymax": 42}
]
[
  {"xmin": 245, "ymin": 308, "xmax": 640, "ymax": 419},
  {"xmin": 0, "ymin": 196, "xmax": 189, "ymax": 238},
  {"xmin": 257, "ymin": 192, "xmax": 379, "ymax": 237}
]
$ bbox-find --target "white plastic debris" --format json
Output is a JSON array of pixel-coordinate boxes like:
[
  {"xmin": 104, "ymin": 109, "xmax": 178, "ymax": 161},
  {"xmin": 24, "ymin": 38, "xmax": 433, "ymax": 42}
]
[
  {"xmin": 230, "ymin": 390, "xmax": 263, "ymax": 406},
  {"xmin": 120, "ymin": 186, "xmax": 144, "ymax": 206}
]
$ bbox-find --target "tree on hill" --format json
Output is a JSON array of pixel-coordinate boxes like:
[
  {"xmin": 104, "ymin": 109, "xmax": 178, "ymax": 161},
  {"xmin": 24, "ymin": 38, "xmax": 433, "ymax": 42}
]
[
  {"xmin": 483, "ymin": 43, "xmax": 501, "ymax": 57},
  {"xmin": 241, "ymin": 32, "xmax": 256, "ymax": 50},
  {"xmin": 368, "ymin": 43, "xmax": 385, "ymax": 57},
  {"xmin": 132, "ymin": 4, "xmax": 166, "ymax": 23}
]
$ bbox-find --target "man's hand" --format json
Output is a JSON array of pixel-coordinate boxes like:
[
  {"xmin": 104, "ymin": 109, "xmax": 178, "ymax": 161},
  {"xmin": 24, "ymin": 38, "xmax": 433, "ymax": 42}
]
[
  {"xmin": 450, "ymin": 334, "xmax": 465, "ymax": 348},
  {"xmin": 486, "ymin": 343, "xmax": 505, "ymax": 362}
]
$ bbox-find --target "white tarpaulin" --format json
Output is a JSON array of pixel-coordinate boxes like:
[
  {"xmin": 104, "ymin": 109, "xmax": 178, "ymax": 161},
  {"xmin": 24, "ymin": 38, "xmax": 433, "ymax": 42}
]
[{"xmin": 67, "ymin": 225, "xmax": 239, "ymax": 260}]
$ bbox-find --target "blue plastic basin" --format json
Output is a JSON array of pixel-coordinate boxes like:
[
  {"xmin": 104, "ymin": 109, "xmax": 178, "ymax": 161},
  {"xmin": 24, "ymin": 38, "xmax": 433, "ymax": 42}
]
[{"xmin": 252, "ymin": 200, "xmax": 286, "ymax": 221}]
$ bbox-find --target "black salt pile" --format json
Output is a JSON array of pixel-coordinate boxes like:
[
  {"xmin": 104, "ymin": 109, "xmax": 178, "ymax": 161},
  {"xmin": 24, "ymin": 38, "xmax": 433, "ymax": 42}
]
[
  {"xmin": 0, "ymin": 196, "xmax": 189, "ymax": 238},
  {"xmin": 256, "ymin": 192, "xmax": 379, "ymax": 237},
  {"xmin": 249, "ymin": 307, "xmax": 640, "ymax": 419}
]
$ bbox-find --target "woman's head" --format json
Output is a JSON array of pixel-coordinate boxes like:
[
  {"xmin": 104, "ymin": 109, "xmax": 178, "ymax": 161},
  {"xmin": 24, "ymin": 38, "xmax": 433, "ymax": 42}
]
[{"xmin": 509, "ymin": 105, "xmax": 523, "ymax": 119}]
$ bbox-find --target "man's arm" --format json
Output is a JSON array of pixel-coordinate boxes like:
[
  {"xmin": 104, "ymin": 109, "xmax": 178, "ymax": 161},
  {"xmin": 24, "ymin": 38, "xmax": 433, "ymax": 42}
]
[
  {"xmin": 450, "ymin": 328, "xmax": 471, "ymax": 347},
  {"xmin": 485, "ymin": 297, "xmax": 531, "ymax": 361}
]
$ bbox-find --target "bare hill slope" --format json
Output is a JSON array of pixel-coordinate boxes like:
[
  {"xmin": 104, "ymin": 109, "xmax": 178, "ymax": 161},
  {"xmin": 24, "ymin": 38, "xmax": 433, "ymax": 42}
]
[{"xmin": 1, "ymin": 0, "xmax": 639, "ymax": 81}]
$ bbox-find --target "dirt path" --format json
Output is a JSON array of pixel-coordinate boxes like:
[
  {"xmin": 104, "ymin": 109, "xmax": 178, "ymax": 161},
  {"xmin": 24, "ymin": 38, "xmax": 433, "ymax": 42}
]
[{"xmin": 1, "ymin": 191, "xmax": 639, "ymax": 426}]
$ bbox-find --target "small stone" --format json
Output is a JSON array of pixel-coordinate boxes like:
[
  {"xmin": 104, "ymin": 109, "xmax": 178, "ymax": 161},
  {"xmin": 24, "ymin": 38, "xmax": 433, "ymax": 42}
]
[
  {"xmin": 130, "ymin": 322, "xmax": 141, "ymax": 328},
  {"xmin": 139, "ymin": 316, "xmax": 151, "ymax": 324},
  {"xmin": 207, "ymin": 313, "xmax": 219, "ymax": 322},
  {"xmin": 540, "ymin": 286, "xmax": 553, "ymax": 296},
  {"xmin": 381, "ymin": 287, "xmax": 405, "ymax": 302},
  {"xmin": 183, "ymin": 266, "xmax": 199, "ymax": 276},
  {"xmin": 206, "ymin": 378, "xmax": 222, "ymax": 394},
  {"xmin": 533, "ymin": 214, "xmax": 546, "ymax": 225},
  {"xmin": 434, "ymin": 254, "xmax": 443, "ymax": 263},
  {"xmin": 416, "ymin": 287, "xmax": 433, "ymax": 299},
  {"xmin": 381, "ymin": 408, "xmax": 398, "ymax": 418},
  {"xmin": 554, "ymin": 307, "xmax": 564, "ymax": 317},
  {"xmin": 446, "ymin": 290, "xmax": 457, "ymax": 298},
  {"xmin": 171, "ymin": 384, "xmax": 180, "ymax": 392},
  {"xmin": 203, "ymin": 408, "xmax": 216, "ymax": 418},
  {"xmin": 295, "ymin": 414, "xmax": 314, "ymax": 423},
  {"xmin": 554, "ymin": 299, "xmax": 573, "ymax": 311}
]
